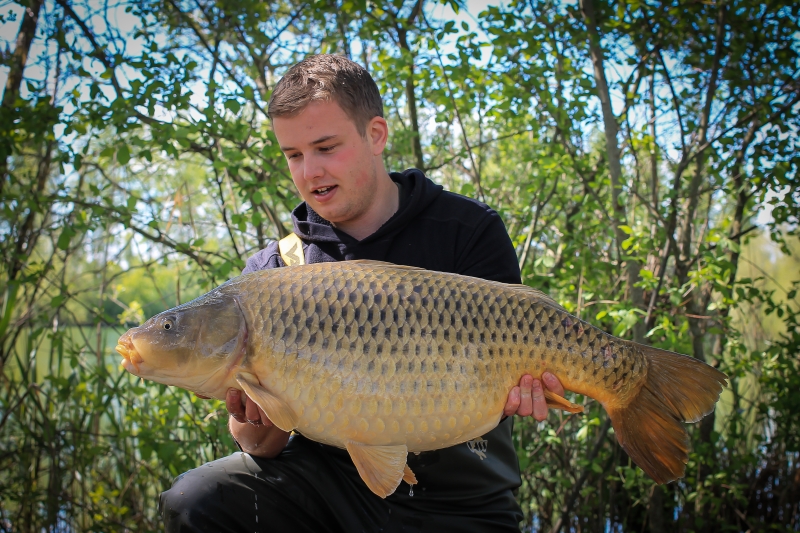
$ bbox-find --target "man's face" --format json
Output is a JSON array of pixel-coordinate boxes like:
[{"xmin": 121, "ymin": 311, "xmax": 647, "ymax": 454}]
[{"xmin": 274, "ymin": 100, "xmax": 385, "ymax": 227}]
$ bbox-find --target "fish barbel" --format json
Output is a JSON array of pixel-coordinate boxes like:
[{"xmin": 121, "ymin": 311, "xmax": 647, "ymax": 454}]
[{"xmin": 116, "ymin": 260, "xmax": 727, "ymax": 498}]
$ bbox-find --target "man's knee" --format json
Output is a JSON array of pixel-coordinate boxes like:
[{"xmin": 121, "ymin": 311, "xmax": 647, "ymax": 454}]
[
  {"xmin": 160, "ymin": 463, "xmax": 226, "ymax": 531},
  {"xmin": 159, "ymin": 453, "xmax": 280, "ymax": 532},
  {"xmin": 160, "ymin": 452, "xmax": 332, "ymax": 533}
]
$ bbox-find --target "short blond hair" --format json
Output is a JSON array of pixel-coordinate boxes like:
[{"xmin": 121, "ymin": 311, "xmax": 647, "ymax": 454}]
[{"xmin": 268, "ymin": 54, "xmax": 384, "ymax": 136}]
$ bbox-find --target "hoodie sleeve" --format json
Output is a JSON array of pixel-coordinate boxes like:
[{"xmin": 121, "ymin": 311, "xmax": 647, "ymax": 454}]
[
  {"xmin": 455, "ymin": 208, "xmax": 522, "ymax": 285},
  {"xmin": 241, "ymin": 240, "xmax": 283, "ymax": 274}
]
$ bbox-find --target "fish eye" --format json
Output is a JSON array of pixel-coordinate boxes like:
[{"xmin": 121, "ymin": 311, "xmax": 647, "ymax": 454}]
[{"xmin": 162, "ymin": 317, "xmax": 176, "ymax": 331}]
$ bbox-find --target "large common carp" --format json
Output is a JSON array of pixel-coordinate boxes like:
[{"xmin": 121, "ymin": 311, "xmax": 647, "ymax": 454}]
[{"xmin": 116, "ymin": 261, "xmax": 727, "ymax": 498}]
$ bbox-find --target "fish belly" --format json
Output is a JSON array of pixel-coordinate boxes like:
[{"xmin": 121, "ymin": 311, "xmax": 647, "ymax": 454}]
[{"xmin": 235, "ymin": 262, "xmax": 646, "ymax": 452}]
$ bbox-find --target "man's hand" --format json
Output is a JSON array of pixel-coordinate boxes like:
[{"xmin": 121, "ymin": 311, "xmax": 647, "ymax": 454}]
[
  {"xmin": 227, "ymin": 388, "xmax": 274, "ymax": 427},
  {"xmin": 503, "ymin": 372, "xmax": 565, "ymax": 421},
  {"xmin": 225, "ymin": 388, "xmax": 290, "ymax": 458}
]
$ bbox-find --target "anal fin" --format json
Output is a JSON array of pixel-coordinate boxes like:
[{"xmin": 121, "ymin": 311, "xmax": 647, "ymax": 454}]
[
  {"xmin": 403, "ymin": 464, "xmax": 417, "ymax": 486},
  {"xmin": 345, "ymin": 441, "xmax": 409, "ymax": 498},
  {"xmin": 235, "ymin": 373, "xmax": 298, "ymax": 432},
  {"xmin": 544, "ymin": 389, "xmax": 584, "ymax": 413}
]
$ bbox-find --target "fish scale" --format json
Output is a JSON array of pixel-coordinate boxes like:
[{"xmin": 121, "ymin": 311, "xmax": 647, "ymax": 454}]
[
  {"xmin": 117, "ymin": 260, "xmax": 727, "ymax": 498},
  {"xmin": 236, "ymin": 263, "xmax": 639, "ymax": 452}
]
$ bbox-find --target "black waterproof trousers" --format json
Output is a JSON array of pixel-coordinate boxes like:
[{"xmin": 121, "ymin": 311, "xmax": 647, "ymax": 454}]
[{"xmin": 159, "ymin": 435, "xmax": 523, "ymax": 533}]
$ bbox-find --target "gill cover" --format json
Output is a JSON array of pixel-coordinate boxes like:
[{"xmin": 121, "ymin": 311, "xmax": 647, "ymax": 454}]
[{"xmin": 124, "ymin": 289, "xmax": 246, "ymax": 384}]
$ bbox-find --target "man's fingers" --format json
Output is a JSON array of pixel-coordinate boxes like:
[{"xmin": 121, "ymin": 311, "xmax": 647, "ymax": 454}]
[
  {"xmin": 517, "ymin": 375, "xmax": 534, "ymax": 417},
  {"xmin": 244, "ymin": 396, "xmax": 274, "ymax": 428},
  {"xmin": 542, "ymin": 372, "xmax": 565, "ymax": 396},
  {"xmin": 229, "ymin": 390, "xmax": 275, "ymax": 428},
  {"xmin": 504, "ymin": 386, "xmax": 521, "ymax": 417},
  {"xmin": 244, "ymin": 396, "xmax": 261, "ymax": 425},
  {"xmin": 226, "ymin": 389, "xmax": 246, "ymax": 423},
  {"xmin": 531, "ymin": 379, "xmax": 548, "ymax": 421}
]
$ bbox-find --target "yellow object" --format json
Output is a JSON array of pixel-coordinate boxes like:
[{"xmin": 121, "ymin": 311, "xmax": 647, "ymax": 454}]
[
  {"xmin": 116, "ymin": 260, "xmax": 727, "ymax": 498},
  {"xmin": 278, "ymin": 233, "xmax": 305, "ymax": 266}
]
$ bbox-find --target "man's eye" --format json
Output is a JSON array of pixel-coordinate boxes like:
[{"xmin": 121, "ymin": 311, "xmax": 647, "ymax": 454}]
[{"xmin": 319, "ymin": 145, "xmax": 335, "ymax": 152}]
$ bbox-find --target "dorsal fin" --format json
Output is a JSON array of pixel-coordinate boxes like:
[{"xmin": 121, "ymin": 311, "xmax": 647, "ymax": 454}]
[
  {"xmin": 511, "ymin": 284, "xmax": 568, "ymax": 313},
  {"xmin": 347, "ymin": 260, "xmax": 568, "ymax": 312},
  {"xmin": 346, "ymin": 260, "xmax": 425, "ymax": 270}
]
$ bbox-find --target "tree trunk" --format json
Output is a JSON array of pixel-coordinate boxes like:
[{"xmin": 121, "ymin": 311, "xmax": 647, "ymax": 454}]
[
  {"xmin": 397, "ymin": 26, "xmax": 425, "ymax": 172},
  {"xmin": 679, "ymin": 2, "xmax": 726, "ymax": 266},
  {"xmin": 404, "ymin": 71, "xmax": 425, "ymax": 171},
  {"xmin": 648, "ymin": 485, "xmax": 668, "ymax": 533},
  {"xmin": 0, "ymin": 0, "xmax": 45, "ymax": 199},
  {"xmin": 671, "ymin": 6, "xmax": 726, "ymax": 528},
  {"xmin": 579, "ymin": 0, "xmax": 645, "ymax": 342},
  {"xmin": 393, "ymin": 0, "xmax": 425, "ymax": 171}
]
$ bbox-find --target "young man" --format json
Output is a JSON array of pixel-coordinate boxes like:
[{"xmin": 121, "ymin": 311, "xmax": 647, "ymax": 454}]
[{"xmin": 160, "ymin": 54, "xmax": 566, "ymax": 532}]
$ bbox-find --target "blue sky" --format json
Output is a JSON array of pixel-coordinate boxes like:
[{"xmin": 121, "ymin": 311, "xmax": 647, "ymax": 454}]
[{"xmin": 0, "ymin": 0, "xmax": 503, "ymax": 96}]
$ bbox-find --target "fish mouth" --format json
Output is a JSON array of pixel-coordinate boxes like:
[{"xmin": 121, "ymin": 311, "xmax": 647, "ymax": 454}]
[{"xmin": 116, "ymin": 332, "xmax": 144, "ymax": 373}]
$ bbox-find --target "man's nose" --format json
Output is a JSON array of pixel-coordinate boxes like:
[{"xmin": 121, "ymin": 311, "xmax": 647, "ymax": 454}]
[{"xmin": 302, "ymin": 153, "xmax": 323, "ymax": 181}]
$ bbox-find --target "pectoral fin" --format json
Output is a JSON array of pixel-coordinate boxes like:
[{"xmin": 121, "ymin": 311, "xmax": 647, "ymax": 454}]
[
  {"xmin": 235, "ymin": 373, "xmax": 298, "ymax": 432},
  {"xmin": 345, "ymin": 442, "xmax": 413, "ymax": 498},
  {"xmin": 544, "ymin": 389, "xmax": 584, "ymax": 414}
]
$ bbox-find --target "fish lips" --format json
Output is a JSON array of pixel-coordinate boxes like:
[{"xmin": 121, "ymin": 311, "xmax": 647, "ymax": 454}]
[{"xmin": 116, "ymin": 331, "xmax": 144, "ymax": 374}]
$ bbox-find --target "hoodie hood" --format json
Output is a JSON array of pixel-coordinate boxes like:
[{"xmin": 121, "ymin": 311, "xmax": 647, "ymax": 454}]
[{"xmin": 290, "ymin": 169, "xmax": 443, "ymax": 260}]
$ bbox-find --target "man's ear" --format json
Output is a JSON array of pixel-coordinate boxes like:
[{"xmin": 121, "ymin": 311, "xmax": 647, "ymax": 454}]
[{"xmin": 368, "ymin": 116, "xmax": 389, "ymax": 155}]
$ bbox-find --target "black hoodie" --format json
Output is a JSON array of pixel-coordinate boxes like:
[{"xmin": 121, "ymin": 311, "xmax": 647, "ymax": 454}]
[{"xmin": 242, "ymin": 169, "xmax": 523, "ymax": 518}]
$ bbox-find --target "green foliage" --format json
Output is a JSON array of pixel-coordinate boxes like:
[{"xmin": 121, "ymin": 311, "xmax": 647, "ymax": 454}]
[{"xmin": 1, "ymin": 0, "xmax": 798, "ymax": 530}]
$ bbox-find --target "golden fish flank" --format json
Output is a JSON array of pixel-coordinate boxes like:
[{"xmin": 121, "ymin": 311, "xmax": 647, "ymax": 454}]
[{"xmin": 116, "ymin": 260, "xmax": 727, "ymax": 498}]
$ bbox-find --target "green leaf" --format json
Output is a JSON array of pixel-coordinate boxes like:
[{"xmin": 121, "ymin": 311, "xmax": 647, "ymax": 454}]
[
  {"xmin": 117, "ymin": 145, "xmax": 131, "ymax": 165},
  {"xmin": 224, "ymin": 99, "xmax": 241, "ymax": 114},
  {"xmin": 251, "ymin": 191, "xmax": 263, "ymax": 205},
  {"xmin": 157, "ymin": 441, "xmax": 179, "ymax": 462},
  {"xmin": 57, "ymin": 226, "xmax": 76, "ymax": 251}
]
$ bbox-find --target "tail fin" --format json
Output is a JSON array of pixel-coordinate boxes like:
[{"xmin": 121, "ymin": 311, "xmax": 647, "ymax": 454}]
[{"xmin": 606, "ymin": 345, "xmax": 728, "ymax": 484}]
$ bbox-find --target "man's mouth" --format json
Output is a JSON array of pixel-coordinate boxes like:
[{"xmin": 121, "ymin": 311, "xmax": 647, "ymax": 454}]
[{"xmin": 312, "ymin": 185, "xmax": 337, "ymax": 197}]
